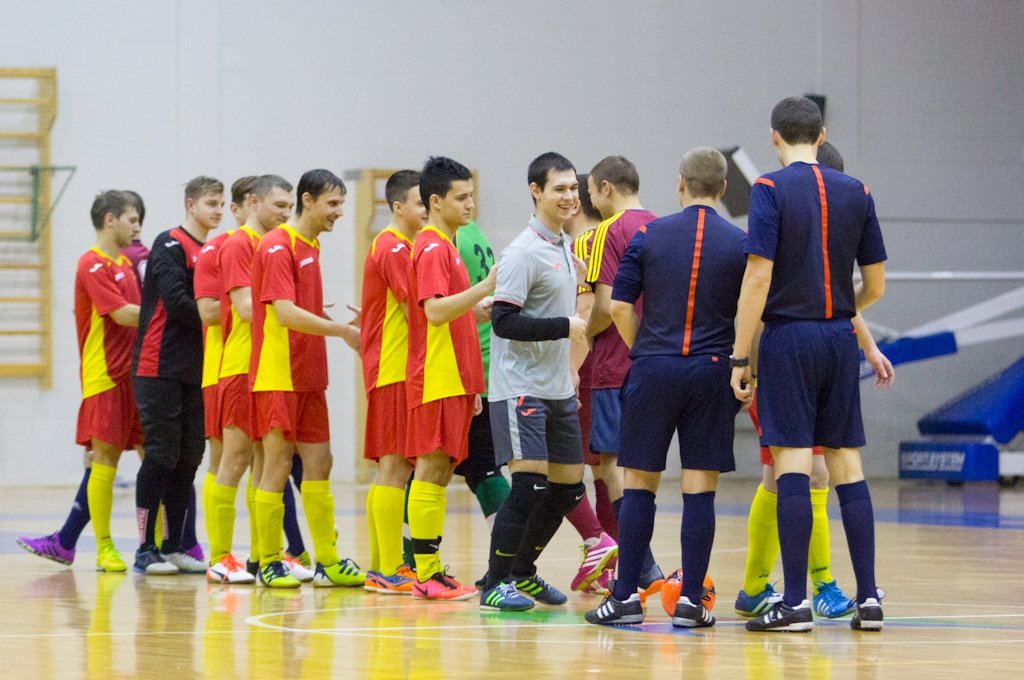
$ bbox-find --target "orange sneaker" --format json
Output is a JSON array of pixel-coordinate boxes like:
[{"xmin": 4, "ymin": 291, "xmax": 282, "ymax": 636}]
[
  {"xmin": 365, "ymin": 570, "xmax": 414, "ymax": 594},
  {"xmin": 412, "ymin": 570, "xmax": 477, "ymax": 601},
  {"xmin": 396, "ymin": 563, "xmax": 417, "ymax": 580}
]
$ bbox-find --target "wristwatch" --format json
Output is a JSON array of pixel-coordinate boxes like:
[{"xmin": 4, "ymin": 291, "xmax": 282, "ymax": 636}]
[{"xmin": 729, "ymin": 355, "xmax": 749, "ymax": 368}]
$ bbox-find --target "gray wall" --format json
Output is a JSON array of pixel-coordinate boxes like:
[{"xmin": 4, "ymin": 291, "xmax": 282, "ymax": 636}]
[{"xmin": 1, "ymin": 0, "xmax": 1021, "ymax": 486}]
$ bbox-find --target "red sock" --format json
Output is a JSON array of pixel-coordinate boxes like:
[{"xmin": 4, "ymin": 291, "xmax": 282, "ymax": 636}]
[
  {"xmin": 564, "ymin": 489, "xmax": 603, "ymax": 541},
  {"xmin": 594, "ymin": 479, "xmax": 618, "ymax": 539}
]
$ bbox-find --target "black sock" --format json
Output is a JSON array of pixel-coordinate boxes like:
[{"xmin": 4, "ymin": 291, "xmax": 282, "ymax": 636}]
[
  {"xmin": 58, "ymin": 467, "xmax": 92, "ymax": 550},
  {"xmin": 680, "ymin": 492, "xmax": 716, "ymax": 603},
  {"xmin": 135, "ymin": 458, "xmax": 168, "ymax": 548},
  {"xmin": 614, "ymin": 495, "xmax": 658, "ymax": 578},
  {"xmin": 161, "ymin": 461, "xmax": 198, "ymax": 554},
  {"xmin": 486, "ymin": 472, "xmax": 547, "ymax": 586},
  {"xmin": 510, "ymin": 481, "xmax": 585, "ymax": 577}
]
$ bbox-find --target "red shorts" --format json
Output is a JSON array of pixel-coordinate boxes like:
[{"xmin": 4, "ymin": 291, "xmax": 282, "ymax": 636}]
[
  {"xmin": 578, "ymin": 387, "xmax": 599, "ymax": 466},
  {"xmin": 203, "ymin": 384, "xmax": 221, "ymax": 440},
  {"xmin": 364, "ymin": 382, "xmax": 407, "ymax": 461},
  {"xmin": 219, "ymin": 374, "xmax": 256, "ymax": 439},
  {"xmin": 76, "ymin": 380, "xmax": 143, "ymax": 451},
  {"xmin": 750, "ymin": 394, "xmax": 824, "ymax": 465},
  {"xmin": 406, "ymin": 394, "xmax": 475, "ymax": 464},
  {"xmin": 253, "ymin": 390, "xmax": 330, "ymax": 444}
]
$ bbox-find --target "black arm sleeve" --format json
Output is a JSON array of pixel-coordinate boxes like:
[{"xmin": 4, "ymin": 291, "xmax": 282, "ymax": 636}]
[
  {"xmin": 151, "ymin": 238, "xmax": 200, "ymax": 328},
  {"xmin": 491, "ymin": 301, "xmax": 569, "ymax": 341}
]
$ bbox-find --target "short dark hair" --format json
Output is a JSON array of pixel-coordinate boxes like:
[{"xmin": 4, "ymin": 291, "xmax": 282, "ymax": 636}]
[
  {"xmin": 679, "ymin": 147, "xmax": 728, "ymax": 199},
  {"xmin": 420, "ymin": 156, "xmax": 472, "ymax": 209},
  {"xmin": 295, "ymin": 169, "xmax": 345, "ymax": 215},
  {"xmin": 231, "ymin": 175, "xmax": 259, "ymax": 205},
  {"xmin": 528, "ymin": 152, "xmax": 576, "ymax": 190},
  {"xmin": 123, "ymin": 190, "xmax": 145, "ymax": 225},
  {"xmin": 90, "ymin": 190, "xmax": 135, "ymax": 230},
  {"xmin": 770, "ymin": 96, "xmax": 823, "ymax": 145},
  {"xmin": 251, "ymin": 174, "xmax": 293, "ymax": 200},
  {"xmin": 184, "ymin": 176, "xmax": 224, "ymax": 203},
  {"xmin": 590, "ymin": 156, "xmax": 639, "ymax": 195},
  {"xmin": 816, "ymin": 141, "xmax": 844, "ymax": 172},
  {"xmin": 576, "ymin": 174, "xmax": 602, "ymax": 221},
  {"xmin": 385, "ymin": 170, "xmax": 421, "ymax": 211}
]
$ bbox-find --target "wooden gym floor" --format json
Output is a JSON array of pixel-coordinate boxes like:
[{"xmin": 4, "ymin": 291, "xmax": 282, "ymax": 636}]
[{"xmin": 1, "ymin": 477, "xmax": 1022, "ymax": 679}]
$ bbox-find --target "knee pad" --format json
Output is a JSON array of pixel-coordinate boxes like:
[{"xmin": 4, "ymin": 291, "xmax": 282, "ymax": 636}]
[
  {"xmin": 545, "ymin": 481, "xmax": 586, "ymax": 517},
  {"xmin": 462, "ymin": 465, "xmax": 504, "ymax": 494},
  {"xmin": 505, "ymin": 472, "xmax": 548, "ymax": 516}
]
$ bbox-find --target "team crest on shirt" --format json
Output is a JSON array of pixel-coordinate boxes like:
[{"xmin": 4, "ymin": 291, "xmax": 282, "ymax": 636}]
[
  {"xmin": 89, "ymin": 263, "xmax": 103, "ymax": 273},
  {"xmin": 299, "ymin": 256, "xmax": 314, "ymax": 268}
]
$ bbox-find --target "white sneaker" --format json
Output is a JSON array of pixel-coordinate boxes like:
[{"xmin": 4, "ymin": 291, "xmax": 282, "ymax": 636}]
[
  {"xmin": 283, "ymin": 553, "xmax": 315, "ymax": 582},
  {"xmin": 162, "ymin": 550, "xmax": 207, "ymax": 574},
  {"xmin": 207, "ymin": 554, "xmax": 256, "ymax": 584}
]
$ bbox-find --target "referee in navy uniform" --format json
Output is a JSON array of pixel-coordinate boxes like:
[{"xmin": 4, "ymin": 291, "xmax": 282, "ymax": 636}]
[
  {"xmin": 585, "ymin": 147, "xmax": 746, "ymax": 627},
  {"xmin": 731, "ymin": 97, "xmax": 889, "ymax": 633}
]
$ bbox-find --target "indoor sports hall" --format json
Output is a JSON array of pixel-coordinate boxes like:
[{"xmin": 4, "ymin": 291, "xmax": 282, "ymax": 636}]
[{"xmin": 1, "ymin": 2, "xmax": 1022, "ymax": 678}]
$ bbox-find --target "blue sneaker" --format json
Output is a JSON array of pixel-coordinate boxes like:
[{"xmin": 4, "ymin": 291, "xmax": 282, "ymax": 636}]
[
  {"xmin": 813, "ymin": 580, "xmax": 856, "ymax": 618},
  {"xmin": 734, "ymin": 583, "xmax": 779, "ymax": 617},
  {"xmin": 480, "ymin": 580, "xmax": 535, "ymax": 611},
  {"xmin": 512, "ymin": 572, "xmax": 567, "ymax": 605}
]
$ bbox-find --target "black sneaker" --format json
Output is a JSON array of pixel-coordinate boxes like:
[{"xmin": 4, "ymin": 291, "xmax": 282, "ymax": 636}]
[
  {"xmin": 585, "ymin": 593, "xmax": 644, "ymax": 625},
  {"xmin": 745, "ymin": 599, "xmax": 814, "ymax": 632},
  {"xmin": 246, "ymin": 559, "xmax": 259, "ymax": 578},
  {"xmin": 851, "ymin": 597, "xmax": 884, "ymax": 631},
  {"xmin": 133, "ymin": 546, "xmax": 179, "ymax": 575},
  {"xmin": 638, "ymin": 562, "xmax": 665, "ymax": 590},
  {"xmin": 672, "ymin": 595, "xmax": 716, "ymax": 628},
  {"xmin": 512, "ymin": 572, "xmax": 567, "ymax": 605}
]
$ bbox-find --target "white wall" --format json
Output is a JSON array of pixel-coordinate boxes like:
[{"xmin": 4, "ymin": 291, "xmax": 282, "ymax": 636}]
[{"xmin": 1, "ymin": 0, "xmax": 1021, "ymax": 486}]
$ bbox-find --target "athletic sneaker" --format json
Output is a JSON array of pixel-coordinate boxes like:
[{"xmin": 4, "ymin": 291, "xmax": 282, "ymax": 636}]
[
  {"xmin": 512, "ymin": 573, "xmax": 567, "ymax": 605},
  {"xmin": 284, "ymin": 550, "xmax": 313, "ymax": 568},
  {"xmin": 134, "ymin": 547, "xmax": 179, "ymax": 575},
  {"xmin": 184, "ymin": 543, "xmax": 205, "ymax": 563},
  {"xmin": 283, "ymin": 553, "xmax": 315, "ymax": 582},
  {"xmin": 313, "ymin": 558, "xmax": 365, "ymax": 588},
  {"xmin": 571, "ymin": 532, "xmax": 619, "ymax": 592},
  {"xmin": 364, "ymin": 570, "xmax": 414, "ymax": 594},
  {"xmin": 850, "ymin": 597, "xmax": 884, "ymax": 631},
  {"xmin": 96, "ymin": 543, "xmax": 127, "ymax": 573},
  {"xmin": 479, "ymin": 580, "xmax": 535, "ymax": 611},
  {"xmin": 162, "ymin": 550, "xmax": 207, "ymax": 573},
  {"xmin": 258, "ymin": 560, "xmax": 301, "ymax": 589},
  {"xmin": 411, "ymin": 570, "xmax": 477, "ymax": 601},
  {"xmin": 637, "ymin": 563, "xmax": 665, "ymax": 603},
  {"xmin": 584, "ymin": 593, "xmax": 644, "ymax": 625},
  {"xmin": 813, "ymin": 579, "xmax": 856, "ymax": 618},
  {"xmin": 207, "ymin": 554, "xmax": 256, "ymax": 584},
  {"xmin": 745, "ymin": 599, "xmax": 814, "ymax": 632},
  {"xmin": 672, "ymin": 595, "xmax": 716, "ymax": 628},
  {"xmin": 583, "ymin": 568, "xmax": 613, "ymax": 595},
  {"xmin": 246, "ymin": 558, "xmax": 259, "ymax": 578},
  {"xmin": 734, "ymin": 583, "xmax": 779, "ymax": 617},
  {"xmin": 396, "ymin": 563, "xmax": 416, "ymax": 580},
  {"xmin": 17, "ymin": 533, "xmax": 74, "ymax": 566}
]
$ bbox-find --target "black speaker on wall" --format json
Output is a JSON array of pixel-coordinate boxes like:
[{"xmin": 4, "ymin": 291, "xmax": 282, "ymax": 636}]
[{"xmin": 804, "ymin": 93, "xmax": 827, "ymax": 122}]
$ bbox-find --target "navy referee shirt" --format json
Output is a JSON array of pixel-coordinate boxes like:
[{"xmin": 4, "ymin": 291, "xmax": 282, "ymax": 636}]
[{"xmin": 612, "ymin": 205, "xmax": 747, "ymax": 359}]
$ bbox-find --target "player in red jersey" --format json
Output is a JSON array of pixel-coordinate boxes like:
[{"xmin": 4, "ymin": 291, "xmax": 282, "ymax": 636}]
[
  {"xmin": 405, "ymin": 157, "xmax": 495, "ymax": 601},
  {"xmin": 361, "ymin": 170, "xmax": 426, "ymax": 593},
  {"xmin": 249, "ymin": 169, "xmax": 361, "ymax": 589}
]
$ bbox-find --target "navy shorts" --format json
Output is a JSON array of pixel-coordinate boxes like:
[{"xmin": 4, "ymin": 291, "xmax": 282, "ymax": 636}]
[
  {"xmin": 490, "ymin": 395, "xmax": 584, "ymax": 466},
  {"xmin": 619, "ymin": 355, "xmax": 739, "ymax": 473},
  {"xmin": 589, "ymin": 387, "xmax": 622, "ymax": 455},
  {"xmin": 757, "ymin": 319, "xmax": 866, "ymax": 449}
]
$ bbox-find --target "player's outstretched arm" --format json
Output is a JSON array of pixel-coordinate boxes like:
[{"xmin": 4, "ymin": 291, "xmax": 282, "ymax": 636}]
[
  {"xmin": 423, "ymin": 266, "xmax": 497, "ymax": 326},
  {"xmin": 730, "ymin": 255, "xmax": 774, "ymax": 405},
  {"xmin": 109, "ymin": 303, "xmax": 141, "ymax": 328},
  {"xmin": 272, "ymin": 298, "xmax": 348, "ymax": 339}
]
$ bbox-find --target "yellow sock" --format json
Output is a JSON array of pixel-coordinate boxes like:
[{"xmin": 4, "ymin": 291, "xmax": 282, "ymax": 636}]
[
  {"xmin": 366, "ymin": 483, "xmax": 379, "ymax": 572},
  {"xmin": 301, "ymin": 480, "xmax": 340, "ymax": 566},
  {"xmin": 809, "ymin": 486, "xmax": 833, "ymax": 590},
  {"xmin": 742, "ymin": 484, "xmax": 780, "ymax": 596},
  {"xmin": 208, "ymin": 483, "xmax": 239, "ymax": 563},
  {"xmin": 437, "ymin": 487, "xmax": 447, "ymax": 541},
  {"xmin": 408, "ymin": 480, "xmax": 444, "ymax": 580},
  {"xmin": 246, "ymin": 476, "xmax": 260, "ymax": 563},
  {"xmin": 373, "ymin": 485, "xmax": 407, "ymax": 575},
  {"xmin": 87, "ymin": 463, "xmax": 117, "ymax": 545},
  {"xmin": 254, "ymin": 489, "xmax": 284, "ymax": 566},
  {"xmin": 202, "ymin": 471, "xmax": 215, "ymax": 538},
  {"xmin": 154, "ymin": 504, "xmax": 164, "ymax": 549}
]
